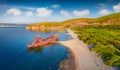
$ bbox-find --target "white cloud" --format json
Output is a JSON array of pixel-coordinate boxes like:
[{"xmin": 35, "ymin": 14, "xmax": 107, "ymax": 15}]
[
  {"xmin": 52, "ymin": 4, "xmax": 60, "ymax": 8},
  {"xmin": 0, "ymin": 5, "xmax": 35, "ymax": 11},
  {"xmin": 25, "ymin": 11, "xmax": 33, "ymax": 17},
  {"xmin": 36, "ymin": 7, "xmax": 53, "ymax": 18},
  {"xmin": 73, "ymin": 9, "xmax": 90, "ymax": 17},
  {"xmin": 12, "ymin": 6, "xmax": 35, "ymax": 11},
  {"xmin": 60, "ymin": 10, "xmax": 70, "ymax": 17},
  {"xmin": 113, "ymin": 3, "xmax": 120, "ymax": 12},
  {"xmin": 98, "ymin": 9, "xmax": 110, "ymax": 15},
  {"xmin": 5, "ymin": 8, "xmax": 22, "ymax": 16}
]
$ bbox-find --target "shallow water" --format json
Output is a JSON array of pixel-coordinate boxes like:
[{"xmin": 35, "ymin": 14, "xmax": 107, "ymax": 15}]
[{"xmin": 0, "ymin": 27, "xmax": 71, "ymax": 70}]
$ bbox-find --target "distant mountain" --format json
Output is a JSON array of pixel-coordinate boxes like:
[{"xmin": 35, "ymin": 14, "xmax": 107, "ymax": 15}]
[{"xmin": 0, "ymin": 23, "xmax": 28, "ymax": 27}]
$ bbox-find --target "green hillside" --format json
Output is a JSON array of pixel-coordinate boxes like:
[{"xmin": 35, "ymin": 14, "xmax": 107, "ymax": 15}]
[
  {"xmin": 62, "ymin": 12, "xmax": 120, "ymax": 26},
  {"xmin": 27, "ymin": 12, "xmax": 120, "ymax": 30},
  {"xmin": 72, "ymin": 26, "xmax": 120, "ymax": 66}
]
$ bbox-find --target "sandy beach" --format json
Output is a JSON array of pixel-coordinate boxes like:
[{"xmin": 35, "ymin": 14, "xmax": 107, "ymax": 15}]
[{"xmin": 59, "ymin": 29, "xmax": 114, "ymax": 70}]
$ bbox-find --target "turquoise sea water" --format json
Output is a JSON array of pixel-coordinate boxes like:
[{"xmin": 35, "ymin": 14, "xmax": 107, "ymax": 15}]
[{"xmin": 0, "ymin": 27, "xmax": 70, "ymax": 70}]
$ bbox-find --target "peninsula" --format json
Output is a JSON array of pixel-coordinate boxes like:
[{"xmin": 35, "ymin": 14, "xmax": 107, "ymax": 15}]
[{"xmin": 26, "ymin": 13, "xmax": 120, "ymax": 70}]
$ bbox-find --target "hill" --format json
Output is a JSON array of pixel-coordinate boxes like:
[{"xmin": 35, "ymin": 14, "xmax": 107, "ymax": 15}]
[
  {"xmin": 62, "ymin": 12, "xmax": 120, "ymax": 27},
  {"xmin": 26, "ymin": 12, "xmax": 120, "ymax": 31}
]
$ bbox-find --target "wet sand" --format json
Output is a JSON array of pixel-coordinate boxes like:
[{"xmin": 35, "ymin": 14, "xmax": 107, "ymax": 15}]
[
  {"xmin": 59, "ymin": 29, "xmax": 114, "ymax": 70},
  {"xmin": 59, "ymin": 50, "xmax": 75, "ymax": 70}
]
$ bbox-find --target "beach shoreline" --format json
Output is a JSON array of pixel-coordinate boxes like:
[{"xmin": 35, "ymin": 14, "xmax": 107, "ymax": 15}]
[
  {"xmin": 59, "ymin": 49, "xmax": 75, "ymax": 70},
  {"xmin": 59, "ymin": 29, "xmax": 114, "ymax": 70}
]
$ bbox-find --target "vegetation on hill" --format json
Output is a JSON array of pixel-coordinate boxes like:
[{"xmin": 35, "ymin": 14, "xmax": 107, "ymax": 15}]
[
  {"xmin": 26, "ymin": 22, "xmax": 65, "ymax": 32},
  {"xmin": 28, "ymin": 22, "xmax": 60, "ymax": 27},
  {"xmin": 72, "ymin": 26, "xmax": 120, "ymax": 66},
  {"xmin": 61, "ymin": 12, "xmax": 120, "ymax": 26},
  {"xmin": 27, "ymin": 13, "xmax": 120, "ymax": 30}
]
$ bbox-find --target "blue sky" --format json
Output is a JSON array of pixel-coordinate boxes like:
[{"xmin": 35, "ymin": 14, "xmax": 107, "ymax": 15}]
[{"xmin": 0, "ymin": 0, "xmax": 120, "ymax": 23}]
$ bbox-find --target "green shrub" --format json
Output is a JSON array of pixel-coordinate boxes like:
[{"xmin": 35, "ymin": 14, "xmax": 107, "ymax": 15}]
[{"xmin": 72, "ymin": 26, "xmax": 120, "ymax": 66}]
